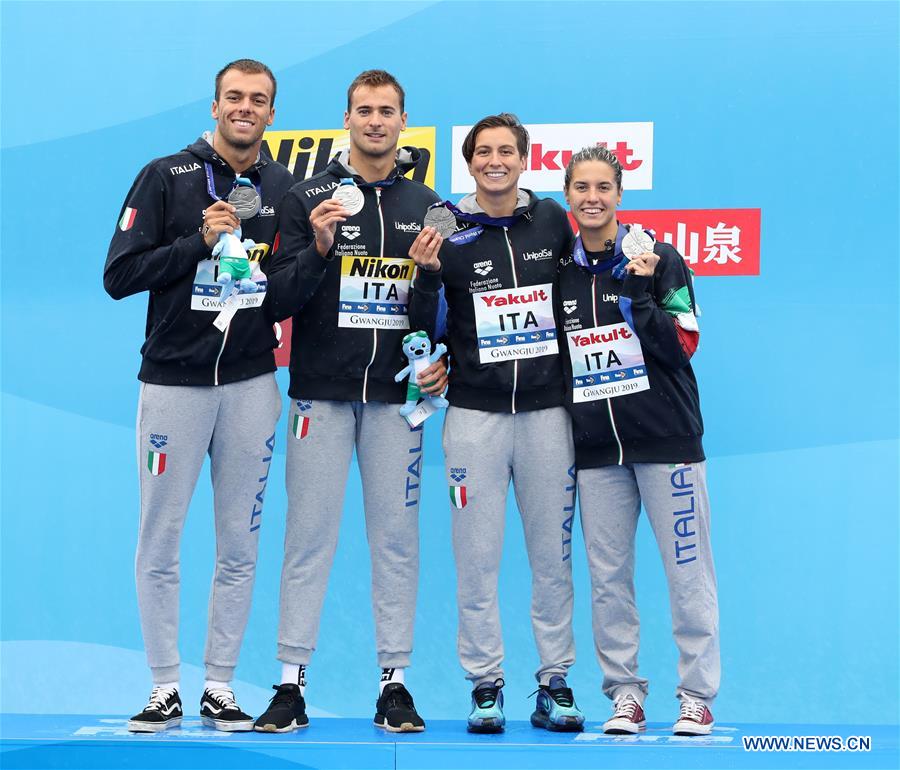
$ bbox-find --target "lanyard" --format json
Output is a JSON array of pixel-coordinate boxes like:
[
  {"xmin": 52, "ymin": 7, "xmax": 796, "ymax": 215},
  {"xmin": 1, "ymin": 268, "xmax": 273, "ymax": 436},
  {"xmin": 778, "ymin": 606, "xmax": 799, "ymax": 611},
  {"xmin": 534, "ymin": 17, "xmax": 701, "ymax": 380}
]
[
  {"xmin": 204, "ymin": 162, "xmax": 261, "ymax": 203},
  {"xmin": 573, "ymin": 224, "xmax": 629, "ymax": 277}
]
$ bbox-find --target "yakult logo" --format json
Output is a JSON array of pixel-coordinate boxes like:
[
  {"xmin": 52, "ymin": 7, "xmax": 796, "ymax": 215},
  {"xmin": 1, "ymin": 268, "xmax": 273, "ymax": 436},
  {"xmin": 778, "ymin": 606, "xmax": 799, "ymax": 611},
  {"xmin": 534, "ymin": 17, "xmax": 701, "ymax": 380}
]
[
  {"xmin": 452, "ymin": 122, "xmax": 654, "ymax": 193},
  {"xmin": 571, "ymin": 327, "xmax": 632, "ymax": 346},
  {"xmin": 480, "ymin": 288, "xmax": 548, "ymax": 307}
]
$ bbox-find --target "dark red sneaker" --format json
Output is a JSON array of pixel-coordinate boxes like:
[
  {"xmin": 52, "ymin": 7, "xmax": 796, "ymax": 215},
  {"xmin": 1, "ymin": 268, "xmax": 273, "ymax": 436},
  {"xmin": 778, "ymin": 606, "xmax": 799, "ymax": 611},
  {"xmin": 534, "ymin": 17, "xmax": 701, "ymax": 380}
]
[
  {"xmin": 673, "ymin": 697, "xmax": 714, "ymax": 735},
  {"xmin": 603, "ymin": 693, "xmax": 646, "ymax": 734}
]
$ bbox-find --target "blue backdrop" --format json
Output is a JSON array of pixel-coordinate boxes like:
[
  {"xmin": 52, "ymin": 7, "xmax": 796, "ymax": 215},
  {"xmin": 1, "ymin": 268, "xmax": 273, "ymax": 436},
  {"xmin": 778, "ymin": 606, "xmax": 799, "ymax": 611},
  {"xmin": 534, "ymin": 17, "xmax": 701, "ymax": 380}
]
[{"xmin": 1, "ymin": 0, "xmax": 897, "ymax": 729}]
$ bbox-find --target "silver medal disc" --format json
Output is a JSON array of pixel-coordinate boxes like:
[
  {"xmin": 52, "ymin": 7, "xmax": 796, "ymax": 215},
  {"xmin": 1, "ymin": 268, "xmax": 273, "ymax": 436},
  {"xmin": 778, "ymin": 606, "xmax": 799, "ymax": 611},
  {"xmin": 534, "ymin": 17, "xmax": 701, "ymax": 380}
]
[
  {"xmin": 332, "ymin": 184, "xmax": 365, "ymax": 216},
  {"xmin": 423, "ymin": 205, "xmax": 458, "ymax": 238},
  {"xmin": 621, "ymin": 226, "xmax": 656, "ymax": 259},
  {"xmin": 227, "ymin": 185, "xmax": 262, "ymax": 220}
]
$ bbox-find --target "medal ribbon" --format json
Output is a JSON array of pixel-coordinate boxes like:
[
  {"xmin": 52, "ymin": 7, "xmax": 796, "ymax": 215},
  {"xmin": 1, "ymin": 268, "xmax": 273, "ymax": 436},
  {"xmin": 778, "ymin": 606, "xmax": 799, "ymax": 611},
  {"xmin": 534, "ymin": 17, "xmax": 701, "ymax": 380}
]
[
  {"xmin": 573, "ymin": 224, "xmax": 632, "ymax": 277},
  {"xmin": 432, "ymin": 200, "xmax": 522, "ymax": 229},
  {"xmin": 204, "ymin": 162, "xmax": 262, "ymax": 202}
]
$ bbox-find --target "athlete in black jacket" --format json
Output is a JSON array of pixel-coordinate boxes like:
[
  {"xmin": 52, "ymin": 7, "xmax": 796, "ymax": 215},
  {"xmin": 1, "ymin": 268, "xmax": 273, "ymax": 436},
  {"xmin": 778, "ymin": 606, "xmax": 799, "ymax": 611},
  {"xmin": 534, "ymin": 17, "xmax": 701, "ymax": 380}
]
[
  {"xmin": 256, "ymin": 70, "xmax": 443, "ymax": 735},
  {"xmin": 409, "ymin": 114, "xmax": 583, "ymax": 734},
  {"xmin": 558, "ymin": 145, "xmax": 719, "ymax": 737},
  {"xmin": 105, "ymin": 60, "xmax": 293, "ymax": 734}
]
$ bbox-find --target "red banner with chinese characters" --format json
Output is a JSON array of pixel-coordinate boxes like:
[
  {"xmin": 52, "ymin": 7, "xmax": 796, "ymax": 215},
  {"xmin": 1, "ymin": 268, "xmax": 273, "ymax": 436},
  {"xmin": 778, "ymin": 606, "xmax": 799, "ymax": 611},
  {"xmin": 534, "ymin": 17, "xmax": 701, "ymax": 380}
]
[{"xmin": 567, "ymin": 208, "xmax": 761, "ymax": 276}]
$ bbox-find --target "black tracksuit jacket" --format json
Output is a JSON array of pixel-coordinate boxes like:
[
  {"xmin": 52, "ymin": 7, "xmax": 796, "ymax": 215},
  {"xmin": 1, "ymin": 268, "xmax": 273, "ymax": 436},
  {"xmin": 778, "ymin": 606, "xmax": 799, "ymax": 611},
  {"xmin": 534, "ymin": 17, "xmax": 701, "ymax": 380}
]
[
  {"xmin": 265, "ymin": 149, "xmax": 441, "ymax": 403},
  {"xmin": 104, "ymin": 136, "xmax": 294, "ymax": 386}
]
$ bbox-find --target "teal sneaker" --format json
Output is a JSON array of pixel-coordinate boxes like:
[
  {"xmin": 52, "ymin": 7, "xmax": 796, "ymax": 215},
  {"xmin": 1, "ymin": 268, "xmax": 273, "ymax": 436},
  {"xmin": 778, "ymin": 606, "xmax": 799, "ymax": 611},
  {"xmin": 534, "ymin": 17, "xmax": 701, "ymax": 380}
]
[
  {"xmin": 530, "ymin": 676, "xmax": 585, "ymax": 732},
  {"xmin": 467, "ymin": 678, "xmax": 505, "ymax": 733}
]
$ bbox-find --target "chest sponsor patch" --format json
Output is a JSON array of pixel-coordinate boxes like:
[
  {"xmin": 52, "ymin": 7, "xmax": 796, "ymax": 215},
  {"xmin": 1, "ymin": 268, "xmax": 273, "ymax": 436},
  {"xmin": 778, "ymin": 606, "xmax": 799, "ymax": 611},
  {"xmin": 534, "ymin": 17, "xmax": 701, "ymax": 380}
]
[
  {"xmin": 566, "ymin": 322, "xmax": 650, "ymax": 402},
  {"xmin": 338, "ymin": 255, "xmax": 413, "ymax": 329},
  {"xmin": 473, "ymin": 282, "xmax": 557, "ymax": 363}
]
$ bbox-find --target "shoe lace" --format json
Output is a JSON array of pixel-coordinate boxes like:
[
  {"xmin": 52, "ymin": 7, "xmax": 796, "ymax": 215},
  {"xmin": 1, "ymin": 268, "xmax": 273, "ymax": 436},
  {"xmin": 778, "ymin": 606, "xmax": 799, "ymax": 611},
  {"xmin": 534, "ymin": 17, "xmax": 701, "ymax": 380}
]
[
  {"xmin": 269, "ymin": 684, "xmax": 299, "ymax": 706},
  {"xmin": 679, "ymin": 697, "xmax": 706, "ymax": 722},
  {"xmin": 383, "ymin": 684, "xmax": 414, "ymax": 710},
  {"xmin": 207, "ymin": 687, "xmax": 238, "ymax": 710},
  {"xmin": 548, "ymin": 684, "xmax": 575, "ymax": 707},
  {"xmin": 613, "ymin": 694, "xmax": 639, "ymax": 719},
  {"xmin": 144, "ymin": 686, "xmax": 177, "ymax": 712},
  {"xmin": 474, "ymin": 678, "xmax": 504, "ymax": 708}
]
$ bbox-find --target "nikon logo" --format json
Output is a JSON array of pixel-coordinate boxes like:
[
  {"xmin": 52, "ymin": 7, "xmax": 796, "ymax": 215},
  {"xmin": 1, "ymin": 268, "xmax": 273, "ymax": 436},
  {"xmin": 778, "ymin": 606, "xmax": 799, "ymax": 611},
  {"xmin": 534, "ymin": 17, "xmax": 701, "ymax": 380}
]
[{"xmin": 523, "ymin": 248, "xmax": 552, "ymax": 261}]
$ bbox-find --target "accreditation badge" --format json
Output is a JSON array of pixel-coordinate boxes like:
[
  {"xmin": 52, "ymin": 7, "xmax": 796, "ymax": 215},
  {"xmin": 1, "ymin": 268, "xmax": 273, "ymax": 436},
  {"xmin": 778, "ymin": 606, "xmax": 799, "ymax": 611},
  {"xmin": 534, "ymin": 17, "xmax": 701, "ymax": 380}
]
[
  {"xmin": 473, "ymin": 283, "xmax": 558, "ymax": 363},
  {"xmin": 566, "ymin": 322, "xmax": 650, "ymax": 402},
  {"xmin": 337, "ymin": 255, "xmax": 413, "ymax": 329}
]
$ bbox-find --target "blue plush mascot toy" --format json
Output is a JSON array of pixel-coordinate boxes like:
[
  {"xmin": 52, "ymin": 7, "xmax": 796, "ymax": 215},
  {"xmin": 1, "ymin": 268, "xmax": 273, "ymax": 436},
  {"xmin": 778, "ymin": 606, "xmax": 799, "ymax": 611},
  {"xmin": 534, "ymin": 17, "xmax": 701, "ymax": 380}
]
[{"xmin": 395, "ymin": 331, "xmax": 449, "ymax": 417}]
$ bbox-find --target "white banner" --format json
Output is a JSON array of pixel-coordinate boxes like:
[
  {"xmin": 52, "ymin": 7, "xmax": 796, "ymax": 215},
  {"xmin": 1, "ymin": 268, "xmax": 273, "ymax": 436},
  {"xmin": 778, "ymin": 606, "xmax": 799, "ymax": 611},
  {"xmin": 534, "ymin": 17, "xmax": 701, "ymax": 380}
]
[{"xmin": 451, "ymin": 122, "xmax": 653, "ymax": 193}]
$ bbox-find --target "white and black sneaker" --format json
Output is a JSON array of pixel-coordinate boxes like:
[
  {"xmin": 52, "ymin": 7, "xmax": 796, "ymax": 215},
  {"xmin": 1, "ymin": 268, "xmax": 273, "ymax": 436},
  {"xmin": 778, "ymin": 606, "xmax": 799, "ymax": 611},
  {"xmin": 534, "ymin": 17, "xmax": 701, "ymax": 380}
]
[
  {"xmin": 128, "ymin": 686, "xmax": 183, "ymax": 733},
  {"xmin": 199, "ymin": 687, "xmax": 255, "ymax": 731}
]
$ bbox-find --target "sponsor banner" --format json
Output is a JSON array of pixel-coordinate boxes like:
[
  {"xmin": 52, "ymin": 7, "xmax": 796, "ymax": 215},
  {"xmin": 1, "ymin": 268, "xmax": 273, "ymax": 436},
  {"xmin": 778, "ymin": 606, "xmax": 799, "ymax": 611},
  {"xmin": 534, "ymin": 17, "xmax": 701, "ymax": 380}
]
[
  {"xmin": 338, "ymin": 256, "xmax": 413, "ymax": 329},
  {"xmin": 474, "ymin": 283, "xmax": 558, "ymax": 363},
  {"xmin": 452, "ymin": 122, "xmax": 653, "ymax": 193},
  {"xmin": 263, "ymin": 127, "xmax": 436, "ymax": 189},
  {"xmin": 567, "ymin": 208, "xmax": 761, "ymax": 276},
  {"xmin": 566, "ymin": 322, "xmax": 650, "ymax": 403}
]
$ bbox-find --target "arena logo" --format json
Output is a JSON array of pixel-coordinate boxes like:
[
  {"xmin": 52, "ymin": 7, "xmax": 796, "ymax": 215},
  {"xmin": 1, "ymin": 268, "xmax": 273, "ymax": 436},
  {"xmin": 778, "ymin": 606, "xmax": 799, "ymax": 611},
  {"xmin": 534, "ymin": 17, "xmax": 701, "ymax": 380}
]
[
  {"xmin": 451, "ymin": 122, "xmax": 654, "ymax": 193},
  {"xmin": 262, "ymin": 127, "xmax": 437, "ymax": 190}
]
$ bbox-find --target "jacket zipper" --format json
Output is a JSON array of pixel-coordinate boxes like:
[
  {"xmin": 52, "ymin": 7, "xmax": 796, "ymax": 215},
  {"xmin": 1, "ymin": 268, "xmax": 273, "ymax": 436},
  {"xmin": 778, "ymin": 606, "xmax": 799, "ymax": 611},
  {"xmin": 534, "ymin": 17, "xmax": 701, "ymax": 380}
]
[
  {"xmin": 361, "ymin": 187, "xmax": 384, "ymax": 403},
  {"xmin": 214, "ymin": 323, "xmax": 229, "ymax": 386},
  {"xmin": 592, "ymin": 274, "xmax": 623, "ymax": 464},
  {"xmin": 504, "ymin": 227, "xmax": 519, "ymax": 414}
]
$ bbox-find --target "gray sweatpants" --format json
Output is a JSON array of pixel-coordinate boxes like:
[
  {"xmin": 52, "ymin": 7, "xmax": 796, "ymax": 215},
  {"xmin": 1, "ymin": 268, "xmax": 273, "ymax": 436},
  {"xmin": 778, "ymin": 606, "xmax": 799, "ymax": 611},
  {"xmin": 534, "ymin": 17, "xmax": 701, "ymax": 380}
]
[
  {"xmin": 578, "ymin": 462, "xmax": 720, "ymax": 706},
  {"xmin": 278, "ymin": 400, "xmax": 423, "ymax": 669},
  {"xmin": 443, "ymin": 406, "xmax": 576, "ymax": 687},
  {"xmin": 135, "ymin": 373, "xmax": 281, "ymax": 684}
]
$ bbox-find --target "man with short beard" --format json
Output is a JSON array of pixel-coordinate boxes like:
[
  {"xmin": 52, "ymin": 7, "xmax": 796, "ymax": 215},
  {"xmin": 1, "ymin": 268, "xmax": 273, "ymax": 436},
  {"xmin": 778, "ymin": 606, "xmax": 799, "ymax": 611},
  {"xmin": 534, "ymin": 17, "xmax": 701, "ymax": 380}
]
[
  {"xmin": 258, "ymin": 69, "xmax": 445, "ymax": 734},
  {"xmin": 105, "ymin": 59, "xmax": 293, "ymax": 733}
]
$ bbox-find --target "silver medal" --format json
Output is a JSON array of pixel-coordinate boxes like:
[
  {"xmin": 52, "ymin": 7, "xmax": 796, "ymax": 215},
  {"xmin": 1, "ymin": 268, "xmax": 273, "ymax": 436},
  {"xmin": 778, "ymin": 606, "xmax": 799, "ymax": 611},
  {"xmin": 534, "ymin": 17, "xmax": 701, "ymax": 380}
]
[
  {"xmin": 332, "ymin": 184, "xmax": 365, "ymax": 216},
  {"xmin": 227, "ymin": 185, "xmax": 261, "ymax": 220},
  {"xmin": 621, "ymin": 226, "xmax": 655, "ymax": 260},
  {"xmin": 423, "ymin": 205, "xmax": 457, "ymax": 238}
]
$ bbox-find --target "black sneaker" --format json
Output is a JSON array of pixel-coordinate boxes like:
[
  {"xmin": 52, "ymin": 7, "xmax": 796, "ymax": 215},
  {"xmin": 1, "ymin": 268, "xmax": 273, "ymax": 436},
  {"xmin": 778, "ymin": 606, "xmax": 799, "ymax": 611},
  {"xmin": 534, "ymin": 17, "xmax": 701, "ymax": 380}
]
[
  {"xmin": 254, "ymin": 683, "xmax": 309, "ymax": 733},
  {"xmin": 127, "ymin": 686, "xmax": 183, "ymax": 733},
  {"xmin": 199, "ymin": 687, "xmax": 254, "ymax": 731},
  {"xmin": 374, "ymin": 682, "xmax": 426, "ymax": 733}
]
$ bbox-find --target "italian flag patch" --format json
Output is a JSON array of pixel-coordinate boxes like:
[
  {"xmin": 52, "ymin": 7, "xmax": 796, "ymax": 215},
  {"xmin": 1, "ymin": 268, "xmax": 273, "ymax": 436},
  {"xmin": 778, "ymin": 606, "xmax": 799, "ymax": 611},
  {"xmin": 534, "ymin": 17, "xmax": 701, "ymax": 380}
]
[
  {"xmin": 449, "ymin": 485, "xmax": 467, "ymax": 509},
  {"xmin": 147, "ymin": 450, "xmax": 167, "ymax": 476},
  {"xmin": 291, "ymin": 414, "xmax": 310, "ymax": 440},
  {"xmin": 119, "ymin": 207, "xmax": 137, "ymax": 231}
]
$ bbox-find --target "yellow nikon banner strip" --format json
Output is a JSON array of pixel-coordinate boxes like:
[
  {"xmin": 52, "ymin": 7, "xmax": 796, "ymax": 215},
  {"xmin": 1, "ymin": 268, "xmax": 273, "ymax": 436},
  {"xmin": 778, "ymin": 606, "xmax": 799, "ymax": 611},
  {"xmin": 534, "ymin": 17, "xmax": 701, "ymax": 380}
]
[{"xmin": 262, "ymin": 128, "xmax": 436, "ymax": 190}]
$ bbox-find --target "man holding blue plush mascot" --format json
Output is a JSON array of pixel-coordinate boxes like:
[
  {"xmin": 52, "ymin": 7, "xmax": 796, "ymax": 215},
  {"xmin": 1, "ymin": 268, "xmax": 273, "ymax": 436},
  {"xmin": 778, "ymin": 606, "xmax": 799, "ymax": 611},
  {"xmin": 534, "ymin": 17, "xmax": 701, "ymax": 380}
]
[{"xmin": 259, "ymin": 70, "xmax": 447, "ymax": 734}]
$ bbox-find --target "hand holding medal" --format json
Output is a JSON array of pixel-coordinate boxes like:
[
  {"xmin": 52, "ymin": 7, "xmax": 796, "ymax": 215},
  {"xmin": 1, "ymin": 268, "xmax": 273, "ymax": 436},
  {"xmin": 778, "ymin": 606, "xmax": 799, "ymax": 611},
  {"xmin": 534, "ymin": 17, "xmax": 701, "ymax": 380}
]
[
  {"xmin": 621, "ymin": 226, "xmax": 660, "ymax": 277},
  {"xmin": 202, "ymin": 201, "xmax": 240, "ymax": 249}
]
